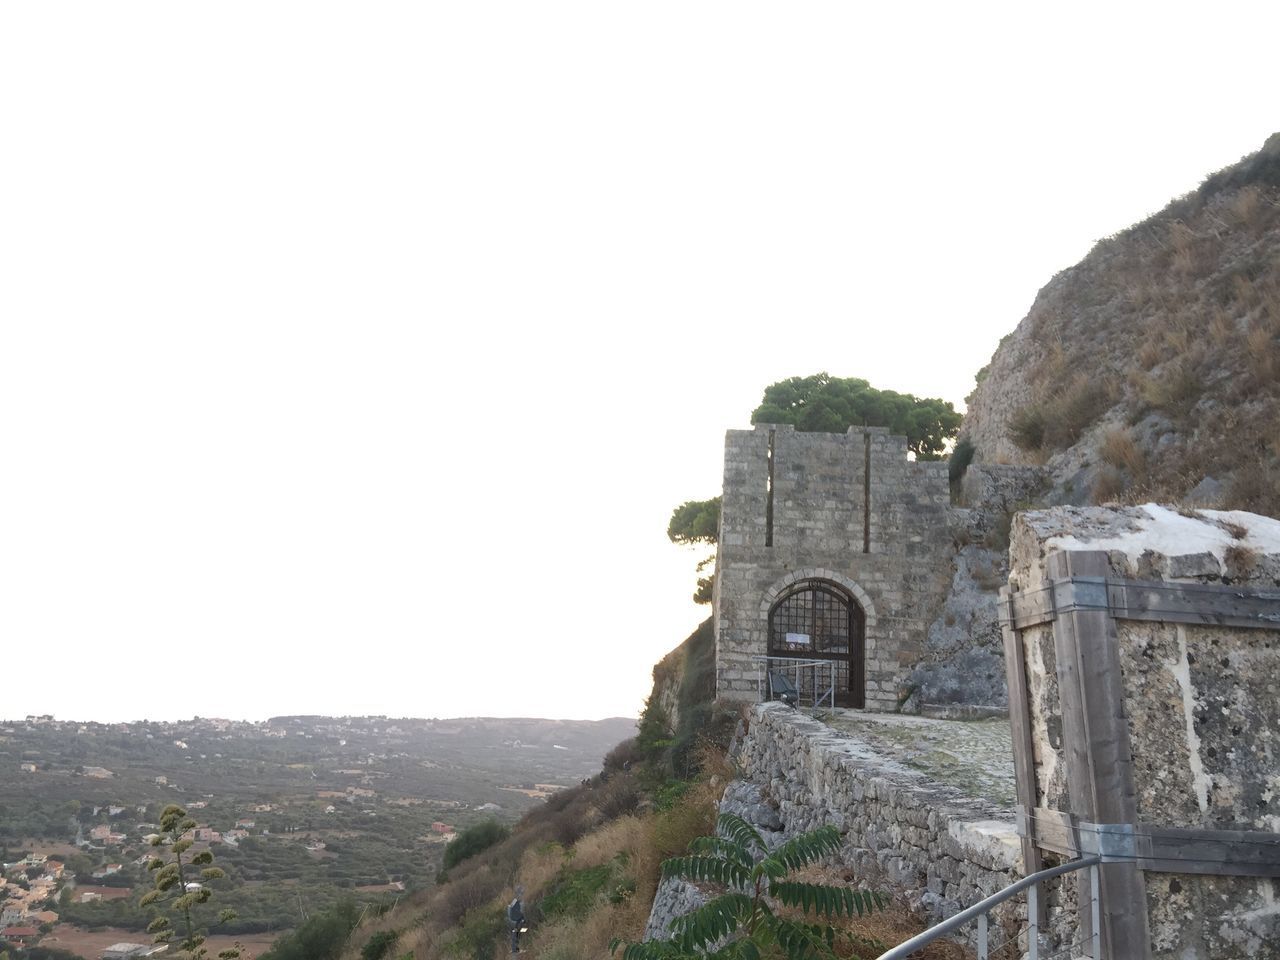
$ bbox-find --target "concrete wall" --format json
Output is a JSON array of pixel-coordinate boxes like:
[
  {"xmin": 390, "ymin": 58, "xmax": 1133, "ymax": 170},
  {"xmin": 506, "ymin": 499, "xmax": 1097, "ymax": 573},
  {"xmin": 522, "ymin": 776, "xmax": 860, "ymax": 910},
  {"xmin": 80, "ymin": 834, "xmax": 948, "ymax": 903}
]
[
  {"xmin": 714, "ymin": 424, "xmax": 952, "ymax": 710},
  {"xmin": 1010, "ymin": 504, "xmax": 1280, "ymax": 959}
]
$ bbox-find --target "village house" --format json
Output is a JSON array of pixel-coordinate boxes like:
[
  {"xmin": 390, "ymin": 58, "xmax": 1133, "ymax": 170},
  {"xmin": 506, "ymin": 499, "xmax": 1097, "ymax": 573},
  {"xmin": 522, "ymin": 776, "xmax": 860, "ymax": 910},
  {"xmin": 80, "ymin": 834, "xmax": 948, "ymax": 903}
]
[
  {"xmin": 89, "ymin": 825, "xmax": 113, "ymax": 841},
  {"xmin": 0, "ymin": 926, "xmax": 39, "ymax": 946}
]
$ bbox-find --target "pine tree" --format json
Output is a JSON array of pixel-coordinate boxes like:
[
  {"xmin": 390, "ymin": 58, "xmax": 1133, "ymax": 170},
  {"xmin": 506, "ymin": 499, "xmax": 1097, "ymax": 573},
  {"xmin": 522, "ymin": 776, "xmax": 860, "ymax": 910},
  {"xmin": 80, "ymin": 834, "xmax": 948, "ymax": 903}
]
[{"xmin": 612, "ymin": 813, "xmax": 884, "ymax": 960}]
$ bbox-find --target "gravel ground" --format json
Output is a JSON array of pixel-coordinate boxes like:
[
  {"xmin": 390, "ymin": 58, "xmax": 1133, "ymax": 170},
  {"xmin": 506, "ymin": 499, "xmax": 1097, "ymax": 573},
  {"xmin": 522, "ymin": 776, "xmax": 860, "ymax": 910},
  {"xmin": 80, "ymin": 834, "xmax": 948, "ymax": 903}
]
[{"xmin": 821, "ymin": 710, "xmax": 1017, "ymax": 808}]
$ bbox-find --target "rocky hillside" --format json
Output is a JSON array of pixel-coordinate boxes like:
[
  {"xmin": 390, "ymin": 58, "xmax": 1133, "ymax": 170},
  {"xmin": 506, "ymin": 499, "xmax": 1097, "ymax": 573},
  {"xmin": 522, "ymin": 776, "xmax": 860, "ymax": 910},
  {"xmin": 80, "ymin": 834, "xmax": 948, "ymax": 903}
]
[{"xmin": 962, "ymin": 133, "xmax": 1280, "ymax": 516}]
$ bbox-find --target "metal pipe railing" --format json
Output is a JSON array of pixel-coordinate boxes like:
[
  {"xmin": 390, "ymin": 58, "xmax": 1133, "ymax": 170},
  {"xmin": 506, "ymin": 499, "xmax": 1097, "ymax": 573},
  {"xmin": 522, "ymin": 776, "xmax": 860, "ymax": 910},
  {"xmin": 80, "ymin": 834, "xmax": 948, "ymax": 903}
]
[
  {"xmin": 751, "ymin": 656, "xmax": 836, "ymax": 714},
  {"xmin": 876, "ymin": 856, "xmax": 1102, "ymax": 960}
]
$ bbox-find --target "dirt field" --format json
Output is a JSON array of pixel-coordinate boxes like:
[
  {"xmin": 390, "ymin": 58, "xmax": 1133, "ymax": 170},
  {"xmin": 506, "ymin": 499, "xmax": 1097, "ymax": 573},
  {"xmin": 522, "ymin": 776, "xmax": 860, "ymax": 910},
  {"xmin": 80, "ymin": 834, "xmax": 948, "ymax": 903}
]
[
  {"xmin": 43, "ymin": 924, "xmax": 281, "ymax": 960},
  {"xmin": 16, "ymin": 838, "xmax": 83, "ymax": 859},
  {"xmin": 74, "ymin": 885, "xmax": 134, "ymax": 901}
]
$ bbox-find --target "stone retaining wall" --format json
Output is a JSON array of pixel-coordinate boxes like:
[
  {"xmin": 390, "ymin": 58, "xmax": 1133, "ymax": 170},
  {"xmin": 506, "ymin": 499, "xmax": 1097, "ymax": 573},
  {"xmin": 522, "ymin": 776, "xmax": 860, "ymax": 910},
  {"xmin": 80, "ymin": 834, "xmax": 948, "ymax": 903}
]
[{"xmin": 735, "ymin": 704, "xmax": 1022, "ymax": 935}]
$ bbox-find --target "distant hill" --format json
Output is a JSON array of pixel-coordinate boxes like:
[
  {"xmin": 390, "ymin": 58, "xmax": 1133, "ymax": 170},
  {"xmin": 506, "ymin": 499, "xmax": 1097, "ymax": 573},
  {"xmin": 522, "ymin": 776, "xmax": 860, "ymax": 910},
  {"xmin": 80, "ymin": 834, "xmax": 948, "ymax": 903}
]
[{"xmin": 961, "ymin": 132, "xmax": 1280, "ymax": 516}]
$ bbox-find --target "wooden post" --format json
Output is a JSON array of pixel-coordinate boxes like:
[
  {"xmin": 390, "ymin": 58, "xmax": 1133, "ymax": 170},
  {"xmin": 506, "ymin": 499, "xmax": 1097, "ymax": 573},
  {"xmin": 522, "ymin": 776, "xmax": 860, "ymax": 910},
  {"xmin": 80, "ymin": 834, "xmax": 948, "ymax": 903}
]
[
  {"xmin": 999, "ymin": 586, "xmax": 1045, "ymax": 899},
  {"xmin": 1046, "ymin": 551, "xmax": 1151, "ymax": 960}
]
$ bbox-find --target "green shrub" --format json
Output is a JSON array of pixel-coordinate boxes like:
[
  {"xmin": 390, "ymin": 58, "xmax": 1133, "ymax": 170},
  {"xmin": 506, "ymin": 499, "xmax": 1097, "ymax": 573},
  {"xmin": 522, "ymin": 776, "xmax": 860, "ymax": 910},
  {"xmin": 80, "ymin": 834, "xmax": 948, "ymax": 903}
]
[
  {"xmin": 539, "ymin": 855, "xmax": 636, "ymax": 922},
  {"xmin": 259, "ymin": 900, "xmax": 360, "ymax": 960},
  {"xmin": 449, "ymin": 905, "xmax": 506, "ymax": 960},
  {"xmin": 654, "ymin": 780, "xmax": 692, "ymax": 812},
  {"xmin": 612, "ymin": 815, "xmax": 884, "ymax": 960},
  {"xmin": 540, "ymin": 864, "xmax": 614, "ymax": 920},
  {"xmin": 948, "ymin": 438, "xmax": 975, "ymax": 484},
  {"xmin": 434, "ymin": 867, "xmax": 507, "ymax": 928},
  {"xmin": 443, "ymin": 820, "xmax": 511, "ymax": 872},
  {"xmin": 361, "ymin": 930, "xmax": 399, "ymax": 960}
]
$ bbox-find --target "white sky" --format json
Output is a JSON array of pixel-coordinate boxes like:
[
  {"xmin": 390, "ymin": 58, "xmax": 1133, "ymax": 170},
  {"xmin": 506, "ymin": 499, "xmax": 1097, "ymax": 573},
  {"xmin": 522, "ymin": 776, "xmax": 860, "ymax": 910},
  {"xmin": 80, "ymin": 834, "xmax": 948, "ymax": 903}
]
[{"xmin": 2, "ymin": 2, "xmax": 1276, "ymax": 723}]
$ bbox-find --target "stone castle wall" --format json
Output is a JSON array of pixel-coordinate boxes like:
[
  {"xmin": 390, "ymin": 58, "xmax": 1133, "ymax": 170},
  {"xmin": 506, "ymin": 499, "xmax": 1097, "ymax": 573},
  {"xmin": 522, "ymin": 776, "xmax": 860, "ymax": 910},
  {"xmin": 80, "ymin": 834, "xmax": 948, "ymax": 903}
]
[
  {"xmin": 732, "ymin": 705, "xmax": 1021, "ymax": 934},
  {"xmin": 1010, "ymin": 505, "xmax": 1280, "ymax": 958},
  {"xmin": 714, "ymin": 423, "xmax": 952, "ymax": 710}
]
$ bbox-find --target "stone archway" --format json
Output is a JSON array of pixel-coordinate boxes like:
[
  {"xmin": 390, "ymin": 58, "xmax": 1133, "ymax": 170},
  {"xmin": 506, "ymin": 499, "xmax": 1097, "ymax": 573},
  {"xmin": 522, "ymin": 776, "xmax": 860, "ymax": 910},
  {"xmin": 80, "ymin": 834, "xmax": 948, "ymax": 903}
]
[{"xmin": 760, "ymin": 569, "xmax": 876, "ymax": 708}]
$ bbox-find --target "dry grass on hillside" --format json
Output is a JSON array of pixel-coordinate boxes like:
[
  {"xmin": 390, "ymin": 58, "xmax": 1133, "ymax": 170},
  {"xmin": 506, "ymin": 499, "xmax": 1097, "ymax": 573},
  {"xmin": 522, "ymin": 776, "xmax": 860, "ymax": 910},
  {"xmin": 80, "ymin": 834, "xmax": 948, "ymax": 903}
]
[
  {"xmin": 784, "ymin": 865, "xmax": 974, "ymax": 960},
  {"xmin": 999, "ymin": 158, "xmax": 1280, "ymax": 514},
  {"xmin": 333, "ymin": 744, "xmax": 984, "ymax": 960},
  {"xmin": 334, "ymin": 759, "xmax": 723, "ymax": 960}
]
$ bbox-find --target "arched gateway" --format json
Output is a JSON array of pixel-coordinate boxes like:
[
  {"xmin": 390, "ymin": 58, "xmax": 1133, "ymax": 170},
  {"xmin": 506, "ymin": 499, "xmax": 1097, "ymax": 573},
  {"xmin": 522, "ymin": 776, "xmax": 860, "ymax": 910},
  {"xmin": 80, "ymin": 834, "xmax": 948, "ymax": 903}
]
[{"xmin": 767, "ymin": 578, "xmax": 865, "ymax": 708}]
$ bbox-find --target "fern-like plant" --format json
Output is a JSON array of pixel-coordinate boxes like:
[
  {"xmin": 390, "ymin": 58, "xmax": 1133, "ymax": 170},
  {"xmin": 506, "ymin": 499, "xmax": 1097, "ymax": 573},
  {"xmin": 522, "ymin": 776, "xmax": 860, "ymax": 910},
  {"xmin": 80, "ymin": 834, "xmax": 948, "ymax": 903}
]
[
  {"xmin": 140, "ymin": 804, "xmax": 239, "ymax": 960},
  {"xmin": 611, "ymin": 813, "xmax": 884, "ymax": 960}
]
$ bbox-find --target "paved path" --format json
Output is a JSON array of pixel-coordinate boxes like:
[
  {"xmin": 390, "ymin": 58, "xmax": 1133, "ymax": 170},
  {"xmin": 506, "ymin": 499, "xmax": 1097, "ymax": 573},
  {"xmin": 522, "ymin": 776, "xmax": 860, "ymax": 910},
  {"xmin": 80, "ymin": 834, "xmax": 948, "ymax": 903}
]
[{"xmin": 822, "ymin": 710, "xmax": 1017, "ymax": 808}]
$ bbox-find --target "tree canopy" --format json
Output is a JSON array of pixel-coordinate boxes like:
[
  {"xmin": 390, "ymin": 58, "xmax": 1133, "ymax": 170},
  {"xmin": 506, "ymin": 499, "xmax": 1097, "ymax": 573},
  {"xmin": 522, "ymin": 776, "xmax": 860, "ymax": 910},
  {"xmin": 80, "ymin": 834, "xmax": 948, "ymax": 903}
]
[
  {"xmin": 668, "ymin": 498, "xmax": 720, "ymax": 604},
  {"xmin": 667, "ymin": 498, "xmax": 720, "ymax": 546},
  {"xmin": 750, "ymin": 373, "xmax": 961, "ymax": 460}
]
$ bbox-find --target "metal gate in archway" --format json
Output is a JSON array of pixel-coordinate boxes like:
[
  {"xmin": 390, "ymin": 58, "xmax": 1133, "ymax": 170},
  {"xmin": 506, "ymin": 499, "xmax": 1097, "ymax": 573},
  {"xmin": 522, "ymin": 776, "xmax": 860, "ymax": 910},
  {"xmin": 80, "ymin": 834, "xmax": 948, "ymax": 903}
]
[{"xmin": 767, "ymin": 578, "xmax": 865, "ymax": 708}]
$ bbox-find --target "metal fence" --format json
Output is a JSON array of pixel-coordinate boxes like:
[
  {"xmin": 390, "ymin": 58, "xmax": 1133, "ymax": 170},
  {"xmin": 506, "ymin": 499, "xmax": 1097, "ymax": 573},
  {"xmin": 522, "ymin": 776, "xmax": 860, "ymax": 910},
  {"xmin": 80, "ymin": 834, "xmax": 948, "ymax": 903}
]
[{"xmin": 752, "ymin": 656, "xmax": 836, "ymax": 714}]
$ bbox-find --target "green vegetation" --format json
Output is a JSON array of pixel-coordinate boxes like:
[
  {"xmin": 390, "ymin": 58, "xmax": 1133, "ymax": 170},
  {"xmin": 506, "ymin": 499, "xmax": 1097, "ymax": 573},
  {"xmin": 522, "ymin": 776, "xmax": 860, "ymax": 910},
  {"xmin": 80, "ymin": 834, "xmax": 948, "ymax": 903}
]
[
  {"xmin": 668, "ymin": 374, "xmax": 962, "ymax": 605},
  {"xmin": 667, "ymin": 499, "xmax": 719, "ymax": 605},
  {"xmin": 638, "ymin": 619, "xmax": 722, "ymax": 780},
  {"xmin": 666, "ymin": 499, "xmax": 720, "ymax": 546},
  {"xmin": 947, "ymin": 438, "xmax": 975, "ymax": 487},
  {"xmin": 751, "ymin": 373, "xmax": 961, "ymax": 460},
  {"xmin": 442, "ymin": 820, "xmax": 510, "ymax": 873},
  {"xmin": 258, "ymin": 900, "xmax": 361, "ymax": 960},
  {"xmin": 611, "ymin": 814, "xmax": 885, "ymax": 960},
  {"xmin": 541, "ymin": 857, "xmax": 633, "ymax": 921},
  {"xmin": 141, "ymin": 804, "xmax": 238, "ymax": 959},
  {"xmin": 360, "ymin": 929, "xmax": 400, "ymax": 960}
]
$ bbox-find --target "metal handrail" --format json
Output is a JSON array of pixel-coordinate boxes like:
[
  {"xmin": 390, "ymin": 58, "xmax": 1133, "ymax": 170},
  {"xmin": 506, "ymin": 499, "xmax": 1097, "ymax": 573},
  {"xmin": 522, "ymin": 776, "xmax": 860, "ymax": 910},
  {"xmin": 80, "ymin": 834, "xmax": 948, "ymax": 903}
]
[
  {"xmin": 876, "ymin": 855, "xmax": 1102, "ymax": 960},
  {"xmin": 751, "ymin": 656, "xmax": 836, "ymax": 714}
]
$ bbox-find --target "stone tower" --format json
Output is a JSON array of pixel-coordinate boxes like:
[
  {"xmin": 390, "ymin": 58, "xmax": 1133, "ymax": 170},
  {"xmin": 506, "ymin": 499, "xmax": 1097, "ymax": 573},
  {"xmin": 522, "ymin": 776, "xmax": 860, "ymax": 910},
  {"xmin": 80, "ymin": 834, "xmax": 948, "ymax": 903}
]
[{"xmin": 713, "ymin": 423, "xmax": 951, "ymax": 711}]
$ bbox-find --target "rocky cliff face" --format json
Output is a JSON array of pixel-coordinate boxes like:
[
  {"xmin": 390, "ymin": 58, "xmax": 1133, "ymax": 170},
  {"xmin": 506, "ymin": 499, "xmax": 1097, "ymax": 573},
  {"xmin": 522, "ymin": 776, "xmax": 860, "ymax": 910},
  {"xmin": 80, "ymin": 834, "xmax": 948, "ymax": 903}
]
[{"xmin": 962, "ymin": 133, "xmax": 1280, "ymax": 517}]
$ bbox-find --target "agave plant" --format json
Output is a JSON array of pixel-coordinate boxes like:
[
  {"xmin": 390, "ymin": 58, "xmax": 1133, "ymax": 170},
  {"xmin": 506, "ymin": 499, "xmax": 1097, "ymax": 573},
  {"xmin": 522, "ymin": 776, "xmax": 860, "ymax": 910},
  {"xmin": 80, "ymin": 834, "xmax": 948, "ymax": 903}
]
[
  {"xmin": 140, "ymin": 804, "xmax": 239, "ymax": 960},
  {"xmin": 612, "ymin": 813, "xmax": 884, "ymax": 960}
]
